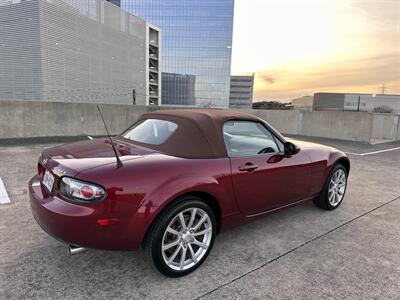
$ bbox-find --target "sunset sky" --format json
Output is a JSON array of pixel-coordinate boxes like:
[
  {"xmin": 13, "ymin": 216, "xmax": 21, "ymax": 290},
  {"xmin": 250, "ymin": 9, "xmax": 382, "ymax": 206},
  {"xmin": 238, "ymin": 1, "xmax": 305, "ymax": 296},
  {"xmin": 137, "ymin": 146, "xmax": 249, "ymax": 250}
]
[{"xmin": 231, "ymin": 0, "xmax": 400, "ymax": 102}]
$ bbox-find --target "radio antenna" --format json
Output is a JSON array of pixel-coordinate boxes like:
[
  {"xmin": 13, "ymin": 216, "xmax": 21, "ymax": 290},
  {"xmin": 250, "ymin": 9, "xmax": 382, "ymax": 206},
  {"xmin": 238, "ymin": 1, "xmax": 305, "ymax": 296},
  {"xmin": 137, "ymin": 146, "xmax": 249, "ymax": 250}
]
[{"xmin": 96, "ymin": 105, "xmax": 123, "ymax": 168}]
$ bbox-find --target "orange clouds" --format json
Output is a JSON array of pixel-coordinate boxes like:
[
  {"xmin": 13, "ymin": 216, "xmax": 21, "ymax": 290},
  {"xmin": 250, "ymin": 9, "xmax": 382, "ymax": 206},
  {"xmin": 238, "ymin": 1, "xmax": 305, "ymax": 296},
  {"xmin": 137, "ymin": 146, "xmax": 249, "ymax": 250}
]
[{"xmin": 232, "ymin": 0, "xmax": 400, "ymax": 101}]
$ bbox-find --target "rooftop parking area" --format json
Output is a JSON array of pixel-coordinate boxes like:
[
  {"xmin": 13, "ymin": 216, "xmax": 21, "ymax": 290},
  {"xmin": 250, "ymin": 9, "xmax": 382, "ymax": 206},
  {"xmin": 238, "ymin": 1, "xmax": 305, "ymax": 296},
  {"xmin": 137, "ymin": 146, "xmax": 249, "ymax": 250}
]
[{"xmin": 0, "ymin": 136, "xmax": 399, "ymax": 299}]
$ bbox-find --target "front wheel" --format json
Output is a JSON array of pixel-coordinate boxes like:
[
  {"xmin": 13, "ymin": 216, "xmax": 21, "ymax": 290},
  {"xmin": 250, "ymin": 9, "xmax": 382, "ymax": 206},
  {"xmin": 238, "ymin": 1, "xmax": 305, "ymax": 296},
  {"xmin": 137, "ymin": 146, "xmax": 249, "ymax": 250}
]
[
  {"xmin": 314, "ymin": 163, "xmax": 348, "ymax": 210},
  {"xmin": 144, "ymin": 197, "xmax": 216, "ymax": 277}
]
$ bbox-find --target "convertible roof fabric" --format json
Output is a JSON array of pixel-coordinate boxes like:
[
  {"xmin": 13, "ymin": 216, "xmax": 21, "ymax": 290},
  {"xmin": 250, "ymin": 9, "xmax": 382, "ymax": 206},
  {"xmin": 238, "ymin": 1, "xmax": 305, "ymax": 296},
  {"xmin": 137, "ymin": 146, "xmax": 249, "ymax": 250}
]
[{"xmin": 124, "ymin": 109, "xmax": 268, "ymax": 159}]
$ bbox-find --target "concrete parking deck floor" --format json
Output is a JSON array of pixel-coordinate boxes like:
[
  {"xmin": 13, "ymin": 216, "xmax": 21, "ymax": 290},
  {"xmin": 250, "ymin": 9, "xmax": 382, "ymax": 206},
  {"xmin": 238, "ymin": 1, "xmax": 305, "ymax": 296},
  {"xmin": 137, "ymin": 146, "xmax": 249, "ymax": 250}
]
[{"xmin": 0, "ymin": 137, "xmax": 399, "ymax": 299}]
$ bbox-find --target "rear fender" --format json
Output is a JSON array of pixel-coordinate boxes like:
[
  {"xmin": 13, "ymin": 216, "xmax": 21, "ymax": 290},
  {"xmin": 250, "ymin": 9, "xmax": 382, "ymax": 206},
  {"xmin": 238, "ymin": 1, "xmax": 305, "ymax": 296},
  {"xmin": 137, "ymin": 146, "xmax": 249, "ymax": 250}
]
[{"xmin": 129, "ymin": 173, "xmax": 237, "ymax": 246}]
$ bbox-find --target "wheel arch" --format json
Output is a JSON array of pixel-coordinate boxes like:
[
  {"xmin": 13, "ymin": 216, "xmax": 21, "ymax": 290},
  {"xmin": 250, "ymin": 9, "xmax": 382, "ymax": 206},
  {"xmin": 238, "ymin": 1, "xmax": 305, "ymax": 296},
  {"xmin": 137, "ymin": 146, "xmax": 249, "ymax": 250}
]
[
  {"xmin": 184, "ymin": 191, "xmax": 222, "ymax": 233},
  {"xmin": 334, "ymin": 156, "xmax": 350, "ymax": 174},
  {"xmin": 314, "ymin": 155, "xmax": 349, "ymax": 210},
  {"xmin": 141, "ymin": 190, "xmax": 222, "ymax": 248}
]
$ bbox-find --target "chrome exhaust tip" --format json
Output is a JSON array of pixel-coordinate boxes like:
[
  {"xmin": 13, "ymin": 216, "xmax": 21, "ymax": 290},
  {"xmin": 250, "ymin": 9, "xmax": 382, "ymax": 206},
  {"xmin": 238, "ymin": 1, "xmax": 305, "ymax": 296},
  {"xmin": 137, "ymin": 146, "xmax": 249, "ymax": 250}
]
[{"xmin": 68, "ymin": 245, "xmax": 87, "ymax": 256}]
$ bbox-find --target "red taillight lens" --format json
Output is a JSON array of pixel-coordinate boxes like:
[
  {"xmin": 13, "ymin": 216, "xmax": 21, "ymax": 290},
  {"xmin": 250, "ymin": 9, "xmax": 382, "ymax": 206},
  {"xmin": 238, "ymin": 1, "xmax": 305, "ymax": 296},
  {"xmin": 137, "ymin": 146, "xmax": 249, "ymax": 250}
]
[{"xmin": 80, "ymin": 186, "xmax": 94, "ymax": 198}]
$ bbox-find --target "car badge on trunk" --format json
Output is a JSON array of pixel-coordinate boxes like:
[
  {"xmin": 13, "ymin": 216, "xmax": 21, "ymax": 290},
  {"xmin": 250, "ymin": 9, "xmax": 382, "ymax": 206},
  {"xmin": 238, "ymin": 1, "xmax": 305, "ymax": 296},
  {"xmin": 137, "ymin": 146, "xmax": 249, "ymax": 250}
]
[{"xmin": 53, "ymin": 167, "xmax": 66, "ymax": 177}]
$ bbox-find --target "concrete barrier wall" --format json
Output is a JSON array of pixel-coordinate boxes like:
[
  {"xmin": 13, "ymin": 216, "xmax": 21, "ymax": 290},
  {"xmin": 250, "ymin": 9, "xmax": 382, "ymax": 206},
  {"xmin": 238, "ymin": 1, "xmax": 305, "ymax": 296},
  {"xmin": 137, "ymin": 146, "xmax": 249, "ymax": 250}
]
[
  {"xmin": 299, "ymin": 111, "xmax": 374, "ymax": 142},
  {"xmin": 371, "ymin": 114, "xmax": 400, "ymax": 142},
  {"xmin": 0, "ymin": 101, "xmax": 147, "ymax": 139},
  {"xmin": 1, "ymin": 100, "xmax": 399, "ymax": 143},
  {"xmin": 241, "ymin": 109, "xmax": 301, "ymax": 135}
]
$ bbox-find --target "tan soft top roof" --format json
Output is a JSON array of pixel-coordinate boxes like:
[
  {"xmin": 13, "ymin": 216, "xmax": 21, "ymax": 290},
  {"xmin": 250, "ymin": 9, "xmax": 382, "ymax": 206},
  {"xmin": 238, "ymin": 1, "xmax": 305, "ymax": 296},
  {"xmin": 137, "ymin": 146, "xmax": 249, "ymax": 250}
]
[{"xmin": 124, "ymin": 109, "xmax": 270, "ymax": 159}]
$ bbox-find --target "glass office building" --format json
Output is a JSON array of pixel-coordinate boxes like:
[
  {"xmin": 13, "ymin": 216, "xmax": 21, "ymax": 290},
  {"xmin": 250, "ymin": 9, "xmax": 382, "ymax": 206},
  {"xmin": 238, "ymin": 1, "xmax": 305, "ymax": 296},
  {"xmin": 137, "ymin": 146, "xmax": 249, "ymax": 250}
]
[
  {"xmin": 121, "ymin": 0, "xmax": 234, "ymax": 107},
  {"xmin": 106, "ymin": 0, "xmax": 121, "ymax": 7}
]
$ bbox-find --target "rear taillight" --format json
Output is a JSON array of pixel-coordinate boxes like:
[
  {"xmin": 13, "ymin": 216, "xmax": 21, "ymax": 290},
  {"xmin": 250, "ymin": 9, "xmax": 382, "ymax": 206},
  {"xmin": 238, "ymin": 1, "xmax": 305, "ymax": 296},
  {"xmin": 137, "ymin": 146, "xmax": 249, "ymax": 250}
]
[{"xmin": 59, "ymin": 177, "xmax": 106, "ymax": 203}]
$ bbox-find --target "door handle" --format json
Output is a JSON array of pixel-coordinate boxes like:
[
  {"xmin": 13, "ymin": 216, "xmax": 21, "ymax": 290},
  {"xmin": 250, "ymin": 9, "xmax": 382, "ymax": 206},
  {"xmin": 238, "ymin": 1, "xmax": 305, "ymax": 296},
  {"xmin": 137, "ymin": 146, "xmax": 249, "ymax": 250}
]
[{"xmin": 238, "ymin": 163, "xmax": 258, "ymax": 172}]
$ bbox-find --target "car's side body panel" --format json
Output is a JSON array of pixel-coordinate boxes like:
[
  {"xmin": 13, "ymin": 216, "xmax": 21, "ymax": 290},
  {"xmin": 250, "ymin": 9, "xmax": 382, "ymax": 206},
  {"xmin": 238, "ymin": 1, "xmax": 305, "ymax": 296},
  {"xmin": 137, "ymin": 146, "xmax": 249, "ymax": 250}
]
[
  {"xmin": 292, "ymin": 140, "xmax": 350, "ymax": 195},
  {"xmin": 229, "ymin": 151, "xmax": 312, "ymax": 215}
]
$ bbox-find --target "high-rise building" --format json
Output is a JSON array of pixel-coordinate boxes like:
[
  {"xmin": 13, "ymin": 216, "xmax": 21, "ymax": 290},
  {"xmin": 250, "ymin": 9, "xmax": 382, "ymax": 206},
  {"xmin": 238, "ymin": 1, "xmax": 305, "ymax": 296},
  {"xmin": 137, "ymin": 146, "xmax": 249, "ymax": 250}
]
[
  {"xmin": 0, "ymin": 0, "xmax": 160, "ymax": 105},
  {"xmin": 229, "ymin": 74, "xmax": 255, "ymax": 109},
  {"xmin": 121, "ymin": 0, "xmax": 234, "ymax": 108}
]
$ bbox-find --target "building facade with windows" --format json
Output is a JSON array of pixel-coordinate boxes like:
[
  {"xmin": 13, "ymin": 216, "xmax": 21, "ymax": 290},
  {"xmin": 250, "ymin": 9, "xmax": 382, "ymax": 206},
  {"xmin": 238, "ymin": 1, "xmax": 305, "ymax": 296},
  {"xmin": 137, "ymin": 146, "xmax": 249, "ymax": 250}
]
[
  {"xmin": 313, "ymin": 92, "xmax": 400, "ymax": 112},
  {"xmin": 162, "ymin": 73, "xmax": 196, "ymax": 106},
  {"xmin": 229, "ymin": 74, "xmax": 254, "ymax": 109},
  {"xmin": 0, "ymin": 0, "xmax": 160, "ymax": 105},
  {"xmin": 121, "ymin": 0, "xmax": 235, "ymax": 108}
]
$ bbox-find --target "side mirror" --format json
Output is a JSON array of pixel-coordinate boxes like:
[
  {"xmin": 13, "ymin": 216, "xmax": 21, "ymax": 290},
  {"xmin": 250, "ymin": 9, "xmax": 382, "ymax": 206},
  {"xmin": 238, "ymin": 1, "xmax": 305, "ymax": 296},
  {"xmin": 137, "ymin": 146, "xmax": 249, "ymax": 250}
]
[{"xmin": 284, "ymin": 142, "xmax": 300, "ymax": 155}]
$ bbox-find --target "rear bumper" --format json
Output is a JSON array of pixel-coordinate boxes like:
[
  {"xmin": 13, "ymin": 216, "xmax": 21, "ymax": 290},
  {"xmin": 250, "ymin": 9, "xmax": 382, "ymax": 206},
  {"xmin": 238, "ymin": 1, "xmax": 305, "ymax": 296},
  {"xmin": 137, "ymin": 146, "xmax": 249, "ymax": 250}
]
[{"xmin": 29, "ymin": 175, "xmax": 142, "ymax": 250}]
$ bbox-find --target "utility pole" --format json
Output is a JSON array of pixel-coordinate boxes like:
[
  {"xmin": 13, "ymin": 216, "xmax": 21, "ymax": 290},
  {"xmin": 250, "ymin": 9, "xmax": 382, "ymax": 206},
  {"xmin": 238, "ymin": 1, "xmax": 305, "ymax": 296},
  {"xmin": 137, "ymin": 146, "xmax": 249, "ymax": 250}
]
[
  {"xmin": 357, "ymin": 95, "xmax": 361, "ymax": 112},
  {"xmin": 380, "ymin": 83, "xmax": 386, "ymax": 94}
]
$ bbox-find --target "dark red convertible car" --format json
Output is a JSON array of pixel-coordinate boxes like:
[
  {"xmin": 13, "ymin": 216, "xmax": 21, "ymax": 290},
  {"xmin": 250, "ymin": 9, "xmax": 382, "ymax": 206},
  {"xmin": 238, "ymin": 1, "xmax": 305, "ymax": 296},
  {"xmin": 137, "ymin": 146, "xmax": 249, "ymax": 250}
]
[{"xmin": 29, "ymin": 109, "xmax": 349, "ymax": 277}]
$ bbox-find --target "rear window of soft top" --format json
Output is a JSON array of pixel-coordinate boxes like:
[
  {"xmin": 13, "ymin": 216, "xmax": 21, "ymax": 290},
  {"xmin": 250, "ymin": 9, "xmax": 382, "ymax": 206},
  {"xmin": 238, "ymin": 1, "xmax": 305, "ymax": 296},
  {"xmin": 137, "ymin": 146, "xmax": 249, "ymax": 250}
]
[{"xmin": 123, "ymin": 119, "xmax": 177, "ymax": 145}]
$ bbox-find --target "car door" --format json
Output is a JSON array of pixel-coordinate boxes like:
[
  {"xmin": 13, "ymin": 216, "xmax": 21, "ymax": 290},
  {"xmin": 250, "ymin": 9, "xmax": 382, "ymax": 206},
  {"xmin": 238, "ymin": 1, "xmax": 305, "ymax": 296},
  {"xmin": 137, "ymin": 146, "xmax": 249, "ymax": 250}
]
[{"xmin": 224, "ymin": 120, "xmax": 312, "ymax": 215}]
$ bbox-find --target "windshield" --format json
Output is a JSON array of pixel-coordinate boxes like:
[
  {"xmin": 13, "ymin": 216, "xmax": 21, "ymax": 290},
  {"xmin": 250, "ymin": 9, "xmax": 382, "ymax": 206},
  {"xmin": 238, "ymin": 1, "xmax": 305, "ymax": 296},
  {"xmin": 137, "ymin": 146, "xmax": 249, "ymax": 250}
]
[{"xmin": 123, "ymin": 119, "xmax": 178, "ymax": 145}]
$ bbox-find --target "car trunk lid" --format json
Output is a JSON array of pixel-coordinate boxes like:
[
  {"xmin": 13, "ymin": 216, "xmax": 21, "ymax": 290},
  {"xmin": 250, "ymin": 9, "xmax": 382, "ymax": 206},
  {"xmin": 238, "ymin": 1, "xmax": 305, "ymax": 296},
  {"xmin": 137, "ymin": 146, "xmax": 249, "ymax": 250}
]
[{"xmin": 37, "ymin": 138, "xmax": 156, "ymax": 196}]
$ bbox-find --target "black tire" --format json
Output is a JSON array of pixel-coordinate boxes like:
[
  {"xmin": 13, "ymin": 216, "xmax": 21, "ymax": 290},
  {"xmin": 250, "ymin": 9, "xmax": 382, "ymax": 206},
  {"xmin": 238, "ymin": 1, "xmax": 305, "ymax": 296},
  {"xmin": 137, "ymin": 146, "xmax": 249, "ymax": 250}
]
[
  {"xmin": 143, "ymin": 196, "xmax": 217, "ymax": 277},
  {"xmin": 314, "ymin": 163, "xmax": 348, "ymax": 210}
]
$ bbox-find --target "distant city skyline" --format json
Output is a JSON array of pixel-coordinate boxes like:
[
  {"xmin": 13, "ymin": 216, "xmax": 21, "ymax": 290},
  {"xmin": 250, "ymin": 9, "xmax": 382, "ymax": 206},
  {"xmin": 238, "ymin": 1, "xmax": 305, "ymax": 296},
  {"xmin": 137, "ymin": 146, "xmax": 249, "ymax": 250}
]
[{"xmin": 231, "ymin": 0, "xmax": 400, "ymax": 102}]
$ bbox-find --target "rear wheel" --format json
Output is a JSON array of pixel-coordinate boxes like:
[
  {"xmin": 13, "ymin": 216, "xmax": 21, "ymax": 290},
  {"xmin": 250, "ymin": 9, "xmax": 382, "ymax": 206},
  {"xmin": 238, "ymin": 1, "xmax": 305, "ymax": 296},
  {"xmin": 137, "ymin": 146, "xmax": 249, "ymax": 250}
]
[
  {"xmin": 144, "ymin": 197, "xmax": 216, "ymax": 277},
  {"xmin": 314, "ymin": 163, "xmax": 348, "ymax": 210}
]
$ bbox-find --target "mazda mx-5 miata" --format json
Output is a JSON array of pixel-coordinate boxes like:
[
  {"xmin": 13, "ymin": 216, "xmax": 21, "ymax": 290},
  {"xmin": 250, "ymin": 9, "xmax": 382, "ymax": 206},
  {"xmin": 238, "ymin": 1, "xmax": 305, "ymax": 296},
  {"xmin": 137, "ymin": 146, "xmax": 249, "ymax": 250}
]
[{"xmin": 29, "ymin": 109, "xmax": 350, "ymax": 277}]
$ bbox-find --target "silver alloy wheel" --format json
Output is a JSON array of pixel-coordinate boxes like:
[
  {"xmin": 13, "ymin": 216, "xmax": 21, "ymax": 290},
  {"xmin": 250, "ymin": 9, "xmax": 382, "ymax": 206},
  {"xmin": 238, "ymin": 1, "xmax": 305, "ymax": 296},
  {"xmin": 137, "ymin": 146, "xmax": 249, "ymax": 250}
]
[
  {"xmin": 161, "ymin": 207, "xmax": 212, "ymax": 271},
  {"xmin": 328, "ymin": 168, "xmax": 347, "ymax": 207}
]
